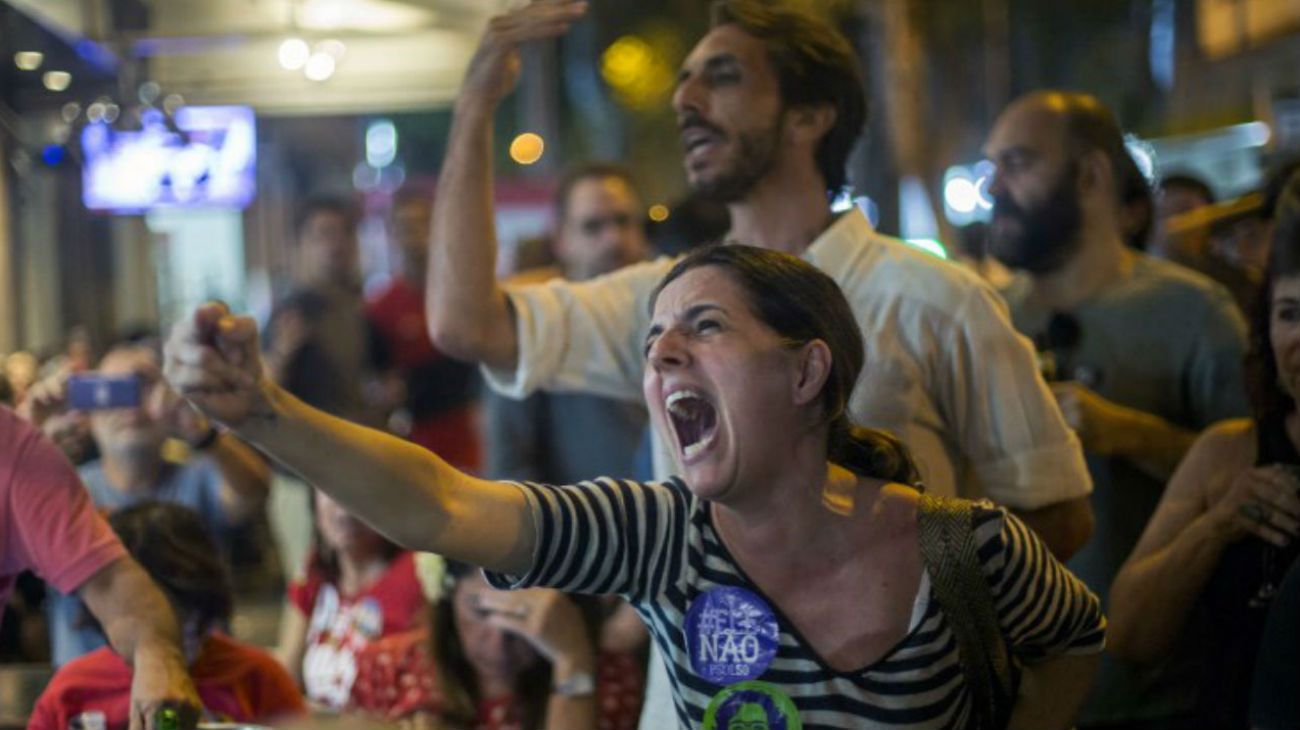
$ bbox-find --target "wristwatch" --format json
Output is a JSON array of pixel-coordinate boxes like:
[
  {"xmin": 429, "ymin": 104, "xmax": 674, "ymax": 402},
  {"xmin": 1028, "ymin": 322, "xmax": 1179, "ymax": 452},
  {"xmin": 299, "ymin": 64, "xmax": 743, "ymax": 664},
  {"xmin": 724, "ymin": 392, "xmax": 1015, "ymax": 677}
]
[
  {"xmin": 188, "ymin": 425, "xmax": 221, "ymax": 451},
  {"xmin": 552, "ymin": 670, "xmax": 596, "ymax": 698}
]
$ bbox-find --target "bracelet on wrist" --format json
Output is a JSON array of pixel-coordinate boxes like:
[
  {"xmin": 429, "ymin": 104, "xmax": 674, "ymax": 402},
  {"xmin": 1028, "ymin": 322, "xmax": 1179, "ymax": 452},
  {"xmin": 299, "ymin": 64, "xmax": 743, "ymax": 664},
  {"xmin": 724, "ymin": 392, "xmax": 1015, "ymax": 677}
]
[
  {"xmin": 188, "ymin": 425, "xmax": 221, "ymax": 451},
  {"xmin": 552, "ymin": 670, "xmax": 596, "ymax": 698}
]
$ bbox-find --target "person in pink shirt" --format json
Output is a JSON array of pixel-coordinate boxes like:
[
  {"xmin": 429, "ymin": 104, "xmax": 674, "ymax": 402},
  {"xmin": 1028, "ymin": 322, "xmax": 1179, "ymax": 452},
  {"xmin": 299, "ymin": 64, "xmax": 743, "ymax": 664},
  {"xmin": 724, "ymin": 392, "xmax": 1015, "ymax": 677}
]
[{"xmin": 0, "ymin": 405, "xmax": 200, "ymax": 729}]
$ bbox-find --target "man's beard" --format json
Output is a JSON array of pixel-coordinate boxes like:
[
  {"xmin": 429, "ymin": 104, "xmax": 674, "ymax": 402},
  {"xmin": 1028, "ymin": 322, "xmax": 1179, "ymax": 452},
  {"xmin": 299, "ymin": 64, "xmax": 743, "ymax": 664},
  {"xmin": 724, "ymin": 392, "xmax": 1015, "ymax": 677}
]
[
  {"xmin": 989, "ymin": 162, "xmax": 1085, "ymax": 274},
  {"xmin": 686, "ymin": 117, "xmax": 782, "ymax": 204}
]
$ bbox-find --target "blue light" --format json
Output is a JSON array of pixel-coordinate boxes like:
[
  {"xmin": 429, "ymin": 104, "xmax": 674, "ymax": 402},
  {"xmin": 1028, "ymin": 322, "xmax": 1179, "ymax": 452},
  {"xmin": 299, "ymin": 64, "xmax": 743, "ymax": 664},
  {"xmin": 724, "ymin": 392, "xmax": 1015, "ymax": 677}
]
[{"xmin": 41, "ymin": 145, "xmax": 65, "ymax": 166}]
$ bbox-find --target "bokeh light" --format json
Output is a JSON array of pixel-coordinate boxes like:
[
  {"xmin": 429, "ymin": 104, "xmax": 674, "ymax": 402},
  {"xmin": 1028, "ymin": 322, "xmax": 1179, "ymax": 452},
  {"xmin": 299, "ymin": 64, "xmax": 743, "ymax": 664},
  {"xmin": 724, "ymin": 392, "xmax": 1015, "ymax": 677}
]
[{"xmin": 509, "ymin": 133, "xmax": 545, "ymax": 165}]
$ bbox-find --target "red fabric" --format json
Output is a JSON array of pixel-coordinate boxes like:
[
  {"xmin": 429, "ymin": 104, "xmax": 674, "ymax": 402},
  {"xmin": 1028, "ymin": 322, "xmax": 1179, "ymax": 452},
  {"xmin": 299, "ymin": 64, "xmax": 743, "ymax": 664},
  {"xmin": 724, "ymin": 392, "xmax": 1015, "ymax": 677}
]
[
  {"xmin": 366, "ymin": 279, "xmax": 482, "ymax": 470},
  {"xmin": 366, "ymin": 279, "xmax": 438, "ymax": 369},
  {"xmin": 349, "ymin": 628, "xmax": 644, "ymax": 730},
  {"xmin": 288, "ymin": 551, "xmax": 425, "ymax": 709},
  {"xmin": 349, "ymin": 628, "xmax": 441, "ymax": 719},
  {"xmin": 27, "ymin": 633, "xmax": 306, "ymax": 730},
  {"xmin": 0, "ymin": 406, "xmax": 126, "ymax": 623}
]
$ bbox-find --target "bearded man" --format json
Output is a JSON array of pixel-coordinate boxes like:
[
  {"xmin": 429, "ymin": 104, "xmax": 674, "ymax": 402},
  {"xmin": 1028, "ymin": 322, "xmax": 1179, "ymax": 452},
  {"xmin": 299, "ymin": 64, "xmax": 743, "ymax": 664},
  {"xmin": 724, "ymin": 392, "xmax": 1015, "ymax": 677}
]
[{"xmin": 985, "ymin": 90, "xmax": 1249, "ymax": 729}]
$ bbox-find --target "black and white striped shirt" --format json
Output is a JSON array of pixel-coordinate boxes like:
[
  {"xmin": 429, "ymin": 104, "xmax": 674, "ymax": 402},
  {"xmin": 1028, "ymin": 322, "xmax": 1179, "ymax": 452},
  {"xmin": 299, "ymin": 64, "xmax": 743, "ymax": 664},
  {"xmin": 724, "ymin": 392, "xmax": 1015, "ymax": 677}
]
[{"xmin": 486, "ymin": 477, "xmax": 1105, "ymax": 729}]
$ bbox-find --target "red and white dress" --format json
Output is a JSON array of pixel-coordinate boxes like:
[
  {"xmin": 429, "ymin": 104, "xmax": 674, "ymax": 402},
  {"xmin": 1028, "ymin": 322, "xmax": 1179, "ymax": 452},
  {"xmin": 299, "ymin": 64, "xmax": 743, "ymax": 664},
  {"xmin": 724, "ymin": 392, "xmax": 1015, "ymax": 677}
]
[{"xmin": 289, "ymin": 551, "xmax": 425, "ymax": 709}]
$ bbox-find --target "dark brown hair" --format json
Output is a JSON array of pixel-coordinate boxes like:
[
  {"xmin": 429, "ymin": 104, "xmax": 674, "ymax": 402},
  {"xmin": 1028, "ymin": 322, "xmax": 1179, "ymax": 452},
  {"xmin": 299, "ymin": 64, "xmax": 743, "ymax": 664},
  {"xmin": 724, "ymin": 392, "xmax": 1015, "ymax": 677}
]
[
  {"xmin": 1247, "ymin": 169, "xmax": 1300, "ymax": 425},
  {"xmin": 107, "ymin": 501, "xmax": 234, "ymax": 633},
  {"xmin": 428, "ymin": 562, "xmax": 601, "ymax": 730},
  {"xmin": 710, "ymin": 0, "xmax": 868, "ymax": 196},
  {"xmin": 650, "ymin": 244, "xmax": 918, "ymax": 484}
]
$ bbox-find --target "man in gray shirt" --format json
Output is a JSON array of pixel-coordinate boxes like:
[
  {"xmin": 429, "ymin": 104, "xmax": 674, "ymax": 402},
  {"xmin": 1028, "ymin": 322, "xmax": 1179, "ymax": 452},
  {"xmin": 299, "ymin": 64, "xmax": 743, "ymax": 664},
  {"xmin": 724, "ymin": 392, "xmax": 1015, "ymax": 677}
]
[{"xmin": 985, "ymin": 90, "xmax": 1249, "ymax": 728}]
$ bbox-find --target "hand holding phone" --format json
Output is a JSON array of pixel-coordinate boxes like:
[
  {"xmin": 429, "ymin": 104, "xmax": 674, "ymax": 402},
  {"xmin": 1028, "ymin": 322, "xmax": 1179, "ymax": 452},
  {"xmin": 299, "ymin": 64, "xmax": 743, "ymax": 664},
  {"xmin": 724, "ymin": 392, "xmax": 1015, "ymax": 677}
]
[{"xmin": 67, "ymin": 373, "xmax": 143, "ymax": 411}]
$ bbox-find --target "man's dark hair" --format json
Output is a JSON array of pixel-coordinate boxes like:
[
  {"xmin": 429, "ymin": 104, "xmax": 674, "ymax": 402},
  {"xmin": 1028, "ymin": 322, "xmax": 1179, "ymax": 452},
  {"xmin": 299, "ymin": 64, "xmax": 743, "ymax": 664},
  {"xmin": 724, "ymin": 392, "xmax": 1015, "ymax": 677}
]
[
  {"xmin": 553, "ymin": 162, "xmax": 640, "ymax": 223},
  {"xmin": 710, "ymin": 0, "xmax": 868, "ymax": 196},
  {"xmin": 1160, "ymin": 173, "xmax": 1216, "ymax": 206},
  {"xmin": 293, "ymin": 194, "xmax": 358, "ymax": 240},
  {"xmin": 107, "ymin": 501, "xmax": 234, "ymax": 632},
  {"xmin": 1047, "ymin": 91, "xmax": 1154, "ymax": 248}
]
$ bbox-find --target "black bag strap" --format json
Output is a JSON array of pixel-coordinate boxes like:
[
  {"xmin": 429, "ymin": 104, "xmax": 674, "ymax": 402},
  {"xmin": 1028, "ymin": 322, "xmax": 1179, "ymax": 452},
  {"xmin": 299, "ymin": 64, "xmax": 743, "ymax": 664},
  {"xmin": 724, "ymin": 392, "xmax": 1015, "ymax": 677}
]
[{"xmin": 916, "ymin": 493, "xmax": 1014, "ymax": 730}]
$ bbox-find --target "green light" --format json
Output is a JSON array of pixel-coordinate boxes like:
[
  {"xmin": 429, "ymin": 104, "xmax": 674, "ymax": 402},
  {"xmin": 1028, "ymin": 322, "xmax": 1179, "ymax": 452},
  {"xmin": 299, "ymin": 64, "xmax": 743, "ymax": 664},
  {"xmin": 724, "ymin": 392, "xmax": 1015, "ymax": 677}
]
[{"xmin": 906, "ymin": 238, "xmax": 948, "ymax": 260}]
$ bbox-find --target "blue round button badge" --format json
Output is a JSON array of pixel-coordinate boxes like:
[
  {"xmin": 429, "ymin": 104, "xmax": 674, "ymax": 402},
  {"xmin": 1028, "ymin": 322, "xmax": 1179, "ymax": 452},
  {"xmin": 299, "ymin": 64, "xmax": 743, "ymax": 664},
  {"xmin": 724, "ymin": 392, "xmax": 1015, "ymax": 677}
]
[
  {"xmin": 685, "ymin": 586, "xmax": 780, "ymax": 685},
  {"xmin": 702, "ymin": 681, "xmax": 802, "ymax": 730}
]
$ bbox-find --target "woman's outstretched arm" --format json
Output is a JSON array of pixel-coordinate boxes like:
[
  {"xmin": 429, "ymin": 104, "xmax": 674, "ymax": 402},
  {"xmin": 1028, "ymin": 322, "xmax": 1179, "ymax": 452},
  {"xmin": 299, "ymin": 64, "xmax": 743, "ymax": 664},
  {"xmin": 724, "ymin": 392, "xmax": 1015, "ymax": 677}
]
[{"xmin": 164, "ymin": 303, "xmax": 537, "ymax": 575}]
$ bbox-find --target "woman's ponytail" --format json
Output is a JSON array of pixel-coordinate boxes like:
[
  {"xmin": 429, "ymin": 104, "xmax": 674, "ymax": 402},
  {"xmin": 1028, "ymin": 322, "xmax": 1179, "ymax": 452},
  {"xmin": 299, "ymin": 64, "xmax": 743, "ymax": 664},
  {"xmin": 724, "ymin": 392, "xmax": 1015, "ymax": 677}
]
[{"xmin": 829, "ymin": 419, "xmax": 921, "ymax": 486}]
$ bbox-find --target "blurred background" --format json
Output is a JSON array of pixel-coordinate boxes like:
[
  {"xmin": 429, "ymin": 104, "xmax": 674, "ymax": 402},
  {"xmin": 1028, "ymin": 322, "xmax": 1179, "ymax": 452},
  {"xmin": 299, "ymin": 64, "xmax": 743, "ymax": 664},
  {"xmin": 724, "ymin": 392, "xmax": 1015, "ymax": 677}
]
[{"xmin": 0, "ymin": 0, "xmax": 1297, "ymax": 355}]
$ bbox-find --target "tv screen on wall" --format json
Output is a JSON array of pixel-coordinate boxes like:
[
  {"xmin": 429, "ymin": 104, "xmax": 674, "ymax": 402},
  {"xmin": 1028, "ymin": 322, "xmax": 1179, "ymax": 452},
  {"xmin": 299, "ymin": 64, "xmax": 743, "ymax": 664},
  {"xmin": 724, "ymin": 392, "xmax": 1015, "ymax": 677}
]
[{"xmin": 81, "ymin": 105, "xmax": 256, "ymax": 212}]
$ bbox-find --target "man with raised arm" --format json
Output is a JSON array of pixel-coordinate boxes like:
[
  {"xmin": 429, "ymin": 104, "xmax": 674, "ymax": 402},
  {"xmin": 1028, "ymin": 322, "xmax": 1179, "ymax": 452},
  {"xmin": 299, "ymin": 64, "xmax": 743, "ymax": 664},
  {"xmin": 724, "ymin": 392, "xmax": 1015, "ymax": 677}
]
[
  {"xmin": 427, "ymin": 3, "xmax": 1096, "ymax": 727},
  {"xmin": 430, "ymin": 0, "xmax": 1092, "ymax": 550}
]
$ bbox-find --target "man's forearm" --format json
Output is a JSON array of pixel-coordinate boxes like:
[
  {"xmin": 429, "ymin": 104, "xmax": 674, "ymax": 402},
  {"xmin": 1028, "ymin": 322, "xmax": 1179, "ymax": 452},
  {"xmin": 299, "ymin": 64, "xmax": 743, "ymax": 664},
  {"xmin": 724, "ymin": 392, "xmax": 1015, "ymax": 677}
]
[
  {"xmin": 1117, "ymin": 408, "xmax": 1197, "ymax": 479},
  {"xmin": 79, "ymin": 557, "xmax": 185, "ymax": 665},
  {"xmin": 427, "ymin": 99, "xmax": 518, "ymax": 370}
]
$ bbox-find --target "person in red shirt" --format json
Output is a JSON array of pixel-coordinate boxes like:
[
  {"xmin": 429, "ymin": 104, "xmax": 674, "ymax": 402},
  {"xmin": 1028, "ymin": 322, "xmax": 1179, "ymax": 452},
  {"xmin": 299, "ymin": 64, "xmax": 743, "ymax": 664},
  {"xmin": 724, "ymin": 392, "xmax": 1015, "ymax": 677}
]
[
  {"xmin": 350, "ymin": 559, "xmax": 643, "ymax": 730},
  {"xmin": 28, "ymin": 500, "xmax": 303, "ymax": 729},
  {"xmin": 367, "ymin": 187, "xmax": 483, "ymax": 472},
  {"xmin": 277, "ymin": 491, "xmax": 425, "ymax": 710}
]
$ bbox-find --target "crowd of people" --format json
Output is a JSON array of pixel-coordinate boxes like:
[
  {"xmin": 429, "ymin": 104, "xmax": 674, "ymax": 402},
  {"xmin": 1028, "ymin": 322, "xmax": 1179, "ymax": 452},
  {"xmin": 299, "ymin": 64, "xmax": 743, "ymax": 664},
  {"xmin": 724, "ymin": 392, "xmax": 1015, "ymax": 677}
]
[{"xmin": 3, "ymin": 0, "xmax": 1300, "ymax": 729}]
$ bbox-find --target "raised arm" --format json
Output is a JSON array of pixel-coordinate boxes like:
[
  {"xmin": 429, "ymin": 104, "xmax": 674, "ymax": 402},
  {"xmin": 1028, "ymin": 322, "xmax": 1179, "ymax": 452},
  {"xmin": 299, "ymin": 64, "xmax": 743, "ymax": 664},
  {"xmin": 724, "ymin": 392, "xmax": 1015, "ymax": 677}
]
[
  {"xmin": 426, "ymin": 0, "xmax": 588, "ymax": 370},
  {"xmin": 164, "ymin": 303, "xmax": 536, "ymax": 575}
]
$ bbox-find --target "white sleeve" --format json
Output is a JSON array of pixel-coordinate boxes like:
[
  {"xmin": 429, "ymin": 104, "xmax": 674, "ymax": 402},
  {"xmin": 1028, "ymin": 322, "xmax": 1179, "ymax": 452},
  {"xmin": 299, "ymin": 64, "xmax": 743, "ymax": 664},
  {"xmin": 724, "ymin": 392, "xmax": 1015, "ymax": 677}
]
[
  {"xmin": 481, "ymin": 257, "xmax": 676, "ymax": 402},
  {"xmin": 939, "ymin": 284, "xmax": 1093, "ymax": 510}
]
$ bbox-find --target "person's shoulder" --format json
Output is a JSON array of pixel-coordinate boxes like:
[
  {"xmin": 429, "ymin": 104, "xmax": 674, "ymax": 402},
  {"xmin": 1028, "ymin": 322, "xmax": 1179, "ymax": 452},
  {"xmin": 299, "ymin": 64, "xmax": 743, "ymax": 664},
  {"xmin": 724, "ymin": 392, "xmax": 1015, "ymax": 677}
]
[
  {"xmin": 1187, "ymin": 417, "xmax": 1257, "ymax": 466},
  {"xmin": 376, "ymin": 551, "xmax": 425, "ymax": 603},
  {"xmin": 200, "ymin": 632, "xmax": 293, "ymax": 677},
  {"xmin": 50, "ymin": 645, "xmax": 131, "ymax": 685},
  {"xmin": 1132, "ymin": 254, "xmax": 1240, "ymax": 312},
  {"xmin": 815, "ymin": 212, "xmax": 999, "ymax": 314},
  {"xmin": 0, "ymin": 405, "xmax": 47, "ymax": 471}
]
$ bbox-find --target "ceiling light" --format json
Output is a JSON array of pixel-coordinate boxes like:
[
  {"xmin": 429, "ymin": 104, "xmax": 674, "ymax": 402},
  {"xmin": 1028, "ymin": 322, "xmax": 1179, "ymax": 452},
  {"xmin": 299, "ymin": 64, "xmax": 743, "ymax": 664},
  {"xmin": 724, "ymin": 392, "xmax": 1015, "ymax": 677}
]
[
  {"xmin": 14, "ymin": 51, "xmax": 43, "ymax": 71},
  {"xmin": 304, "ymin": 52, "xmax": 336, "ymax": 81},
  {"xmin": 279, "ymin": 38, "xmax": 310, "ymax": 70},
  {"xmin": 43, "ymin": 71, "xmax": 72, "ymax": 91}
]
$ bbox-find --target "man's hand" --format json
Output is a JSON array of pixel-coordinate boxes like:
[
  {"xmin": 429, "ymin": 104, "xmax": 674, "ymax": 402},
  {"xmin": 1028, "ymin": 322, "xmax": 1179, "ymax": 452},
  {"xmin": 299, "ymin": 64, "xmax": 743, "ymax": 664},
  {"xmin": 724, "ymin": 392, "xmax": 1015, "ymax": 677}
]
[
  {"xmin": 458, "ymin": 0, "xmax": 589, "ymax": 116},
  {"xmin": 128, "ymin": 641, "xmax": 202, "ymax": 730},
  {"xmin": 164, "ymin": 303, "xmax": 272, "ymax": 429},
  {"xmin": 1050, "ymin": 381, "xmax": 1133, "ymax": 455},
  {"xmin": 1050, "ymin": 380, "xmax": 1196, "ymax": 475}
]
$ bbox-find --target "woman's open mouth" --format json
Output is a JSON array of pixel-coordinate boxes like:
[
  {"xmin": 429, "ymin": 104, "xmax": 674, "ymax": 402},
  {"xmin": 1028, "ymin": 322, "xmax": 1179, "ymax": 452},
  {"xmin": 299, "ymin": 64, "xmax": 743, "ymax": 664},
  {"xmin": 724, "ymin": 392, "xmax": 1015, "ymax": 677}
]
[{"xmin": 666, "ymin": 389, "xmax": 719, "ymax": 461}]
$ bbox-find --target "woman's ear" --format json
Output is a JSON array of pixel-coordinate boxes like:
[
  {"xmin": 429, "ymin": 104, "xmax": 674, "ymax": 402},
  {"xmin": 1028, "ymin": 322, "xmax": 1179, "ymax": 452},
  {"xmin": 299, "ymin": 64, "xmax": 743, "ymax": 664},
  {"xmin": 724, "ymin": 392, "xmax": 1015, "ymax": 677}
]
[{"xmin": 792, "ymin": 339, "xmax": 833, "ymax": 407}]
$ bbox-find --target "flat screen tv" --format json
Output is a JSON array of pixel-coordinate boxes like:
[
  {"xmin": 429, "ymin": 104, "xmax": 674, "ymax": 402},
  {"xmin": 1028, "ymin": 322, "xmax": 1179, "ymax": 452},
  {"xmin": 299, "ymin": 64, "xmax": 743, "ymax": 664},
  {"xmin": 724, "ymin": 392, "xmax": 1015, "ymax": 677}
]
[{"xmin": 81, "ymin": 105, "xmax": 256, "ymax": 212}]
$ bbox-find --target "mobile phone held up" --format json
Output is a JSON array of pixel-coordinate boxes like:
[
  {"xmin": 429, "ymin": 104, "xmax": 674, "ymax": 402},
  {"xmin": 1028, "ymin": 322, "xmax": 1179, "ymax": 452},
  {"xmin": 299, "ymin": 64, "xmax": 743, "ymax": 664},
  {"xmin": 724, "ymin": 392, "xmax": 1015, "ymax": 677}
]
[{"xmin": 67, "ymin": 373, "xmax": 142, "ymax": 410}]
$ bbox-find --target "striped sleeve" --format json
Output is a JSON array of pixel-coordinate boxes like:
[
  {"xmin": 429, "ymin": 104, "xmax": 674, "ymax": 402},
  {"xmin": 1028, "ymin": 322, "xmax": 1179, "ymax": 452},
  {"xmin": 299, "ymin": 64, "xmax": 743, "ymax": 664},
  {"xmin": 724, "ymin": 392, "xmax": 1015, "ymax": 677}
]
[
  {"xmin": 483, "ymin": 477, "xmax": 690, "ymax": 605},
  {"xmin": 973, "ymin": 505, "xmax": 1106, "ymax": 662}
]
